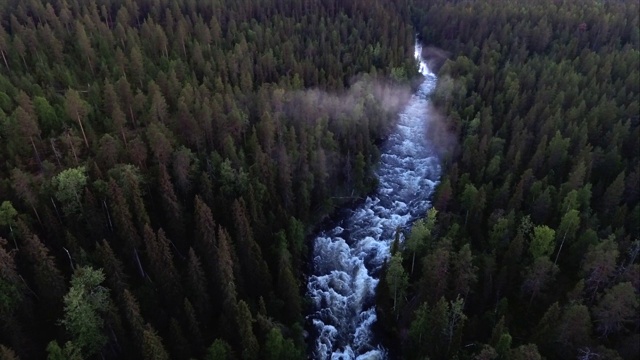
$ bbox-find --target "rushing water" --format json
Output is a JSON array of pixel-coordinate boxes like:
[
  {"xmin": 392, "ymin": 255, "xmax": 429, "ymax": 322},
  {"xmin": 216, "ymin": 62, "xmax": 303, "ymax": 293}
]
[{"xmin": 306, "ymin": 43, "xmax": 440, "ymax": 359}]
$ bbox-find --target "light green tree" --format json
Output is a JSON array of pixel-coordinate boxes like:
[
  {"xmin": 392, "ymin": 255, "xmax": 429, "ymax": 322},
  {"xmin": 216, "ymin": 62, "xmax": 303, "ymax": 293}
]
[
  {"xmin": 386, "ymin": 253, "xmax": 408, "ymax": 314},
  {"xmin": 205, "ymin": 339, "xmax": 232, "ymax": 360},
  {"xmin": 46, "ymin": 341, "xmax": 82, "ymax": 360},
  {"xmin": 52, "ymin": 166, "xmax": 87, "ymax": 215},
  {"xmin": 264, "ymin": 327, "xmax": 301, "ymax": 360},
  {"xmin": 554, "ymin": 209, "xmax": 580, "ymax": 265},
  {"xmin": 444, "ymin": 295, "xmax": 467, "ymax": 354},
  {"xmin": 407, "ymin": 208, "xmax": 437, "ymax": 274},
  {"xmin": 0, "ymin": 201, "xmax": 17, "ymax": 233},
  {"xmin": 0, "ymin": 201, "xmax": 18, "ymax": 248},
  {"xmin": 461, "ymin": 183, "xmax": 479, "ymax": 225},
  {"xmin": 60, "ymin": 266, "xmax": 109, "ymax": 357},
  {"xmin": 529, "ymin": 225, "xmax": 555, "ymax": 259}
]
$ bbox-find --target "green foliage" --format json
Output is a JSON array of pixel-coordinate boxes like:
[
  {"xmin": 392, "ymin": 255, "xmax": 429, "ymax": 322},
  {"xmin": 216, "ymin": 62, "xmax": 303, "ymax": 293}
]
[
  {"xmin": 0, "ymin": 201, "xmax": 17, "ymax": 231},
  {"xmin": 141, "ymin": 325, "xmax": 170, "ymax": 360},
  {"xmin": 46, "ymin": 341, "xmax": 82, "ymax": 360},
  {"xmin": 407, "ymin": 208, "xmax": 437, "ymax": 273},
  {"xmin": 529, "ymin": 225, "xmax": 556, "ymax": 259},
  {"xmin": 60, "ymin": 267, "xmax": 109, "ymax": 357},
  {"xmin": 399, "ymin": 0, "xmax": 639, "ymax": 358},
  {"xmin": 408, "ymin": 301, "xmax": 430, "ymax": 355},
  {"xmin": 0, "ymin": 238, "xmax": 21, "ymax": 318},
  {"xmin": 33, "ymin": 96, "xmax": 62, "ymax": 136},
  {"xmin": 509, "ymin": 344, "xmax": 542, "ymax": 360},
  {"xmin": 593, "ymin": 282, "xmax": 639, "ymax": 337},
  {"xmin": 495, "ymin": 333, "xmax": 512, "ymax": 358},
  {"xmin": 52, "ymin": 167, "xmax": 87, "ymax": 216},
  {"xmin": 386, "ymin": 253, "xmax": 409, "ymax": 313},
  {"xmin": 205, "ymin": 339, "xmax": 233, "ymax": 360},
  {"xmin": 234, "ymin": 300, "xmax": 259, "ymax": 360},
  {"xmin": 407, "ymin": 296, "xmax": 467, "ymax": 358},
  {"xmin": 264, "ymin": 328, "xmax": 301, "ymax": 360},
  {"xmin": 0, "ymin": 0, "xmax": 636, "ymax": 358}
]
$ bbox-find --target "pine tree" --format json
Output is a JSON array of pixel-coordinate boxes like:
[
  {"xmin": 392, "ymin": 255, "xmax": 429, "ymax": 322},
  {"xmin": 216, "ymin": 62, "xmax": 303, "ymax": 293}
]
[
  {"xmin": 264, "ymin": 327, "xmax": 301, "ymax": 360},
  {"xmin": 182, "ymin": 299, "xmax": 203, "ymax": 354},
  {"xmin": 142, "ymin": 226, "xmax": 181, "ymax": 307},
  {"xmin": 275, "ymin": 234, "xmax": 302, "ymax": 325},
  {"xmin": 157, "ymin": 165, "xmax": 183, "ymax": 239},
  {"xmin": 193, "ymin": 196, "xmax": 217, "ymax": 270},
  {"xmin": 205, "ymin": 339, "xmax": 233, "ymax": 360},
  {"xmin": 601, "ymin": 170, "xmax": 625, "ymax": 212},
  {"xmin": 234, "ymin": 300, "xmax": 259, "ymax": 360},
  {"xmin": 17, "ymin": 222, "xmax": 66, "ymax": 307},
  {"xmin": 407, "ymin": 208, "xmax": 437, "ymax": 275},
  {"xmin": 185, "ymin": 248, "xmax": 211, "ymax": 322},
  {"xmin": 231, "ymin": 199, "xmax": 272, "ymax": 300},
  {"xmin": 421, "ymin": 238, "xmax": 452, "ymax": 303},
  {"xmin": 64, "ymin": 89, "xmax": 90, "ymax": 149},
  {"xmin": 141, "ymin": 324, "xmax": 170, "ymax": 360},
  {"xmin": 521, "ymin": 257, "xmax": 558, "ymax": 305},
  {"xmin": 0, "ymin": 237, "xmax": 22, "ymax": 314},
  {"xmin": 556, "ymin": 303, "xmax": 592, "ymax": 357},
  {"xmin": 582, "ymin": 235, "xmax": 619, "ymax": 300},
  {"xmin": 592, "ymin": 282, "xmax": 638, "ymax": 337},
  {"xmin": 452, "ymin": 244, "xmax": 477, "ymax": 298},
  {"xmin": 216, "ymin": 226, "xmax": 239, "ymax": 314},
  {"xmin": 95, "ymin": 239, "xmax": 128, "ymax": 297}
]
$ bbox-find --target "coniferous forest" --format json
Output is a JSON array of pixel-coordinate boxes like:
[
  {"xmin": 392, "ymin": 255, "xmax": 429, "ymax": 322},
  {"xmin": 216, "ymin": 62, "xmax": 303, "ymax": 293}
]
[
  {"xmin": 376, "ymin": 0, "xmax": 639, "ymax": 359},
  {"xmin": 0, "ymin": 0, "xmax": 638, "ymax": 359}
]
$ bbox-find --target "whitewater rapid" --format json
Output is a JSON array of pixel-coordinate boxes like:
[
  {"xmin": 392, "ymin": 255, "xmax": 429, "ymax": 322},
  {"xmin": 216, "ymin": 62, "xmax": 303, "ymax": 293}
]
[{"xmin": 306, "ymin": 43, "xmax": 440, "ymax": 359}]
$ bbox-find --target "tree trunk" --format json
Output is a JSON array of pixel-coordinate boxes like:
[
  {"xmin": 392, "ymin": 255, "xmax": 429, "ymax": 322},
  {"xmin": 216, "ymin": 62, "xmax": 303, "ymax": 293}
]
[
  {"xmin": 120, "ymin": 126, "xmax": 128, "ymax": 148},
  {"xmin": 411, "ymin": 251, "xmax": 416, "ymax": 275},
  {"xmin": 67, "ymin": 132, "xmax": 79, "ymax": 165},
  {"xmin": 134, "ymin": 248, "xmax": 145, "ymax": 278},
  {"xmin": 393, "ymin": 283, "xmax": 397, "ymax": 313},
  {"xmin": 9, "ymin": 225, "xmax": 18, "ymax": 249},
  {"xmin": 554, "ymin": 231, "xmax": 568, "ymax": 266},
  {"xmin": 63, "ymin": 247, "xmax": 75, "ymax": 270},
  {"xmin": 51, "ymin": 196, "xmax": 63, "ymax": 222},
  {"xmin": 0, "ymin": 49, "xmax": 9, "ymax": 71},
  {"xmin": 30, "ymin": 136, "xmax": 42, "ymax": 166},
  {"xmin": 31, "ymin": 205, "xmax": 41, "ymax": 224},
  {"xmin": 87, "ymin": 55, "xmax": 95, "ymax": 75},
  {"xmin": 128, "ymin": 105, "xmax": 137, "ymax": 128},
  {"xmin": 76, "ymin": 112, "xmax": 90, "ymax": 148},
  {"xmin": 103, "ymin": 200, "xmax": 114, "ymax": 232},
  {"xmin": 50, "ymin": 138, "xmax": 63, "ymax": 167},
  {"xmin": 554, "ymin": 217, "xmax": 575, "ymax": 266}
]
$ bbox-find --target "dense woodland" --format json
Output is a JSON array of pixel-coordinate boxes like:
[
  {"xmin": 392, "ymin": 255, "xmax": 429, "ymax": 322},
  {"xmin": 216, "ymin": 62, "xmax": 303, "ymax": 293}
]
[
  {"xmin": 0, "ymin": 0, "xmax": 421, "ymax": 359},
  {"xmin": 377, "ymin": 0, "xmax": 639, "ymax": 359},
  {"xmin": 0, "ymin": 0, "xmax": 638, "ymax": 359}
]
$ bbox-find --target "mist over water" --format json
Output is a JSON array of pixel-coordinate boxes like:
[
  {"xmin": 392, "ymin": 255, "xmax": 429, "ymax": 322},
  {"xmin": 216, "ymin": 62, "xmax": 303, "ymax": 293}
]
[{"xmin": 306, "ymin": 42, "xmax": 440, "ymax": 359}]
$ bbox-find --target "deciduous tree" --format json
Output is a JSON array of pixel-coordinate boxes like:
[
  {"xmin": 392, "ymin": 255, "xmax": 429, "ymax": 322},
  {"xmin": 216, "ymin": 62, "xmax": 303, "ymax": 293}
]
[{"xmin": 61, "ymin": 267, "xmax": 109, "ymax": 357}]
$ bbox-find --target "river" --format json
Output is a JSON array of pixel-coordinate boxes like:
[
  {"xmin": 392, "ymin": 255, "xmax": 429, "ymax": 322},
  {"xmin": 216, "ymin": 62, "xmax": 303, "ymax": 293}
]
[{"xmin": 305, "ymin": 42, "xmax": 441, "ymax": 359}]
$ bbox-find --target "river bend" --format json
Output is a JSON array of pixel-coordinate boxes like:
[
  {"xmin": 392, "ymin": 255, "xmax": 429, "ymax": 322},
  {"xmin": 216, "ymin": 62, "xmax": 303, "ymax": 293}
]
[{"xmin": 306, "ymin": 42, "xmax": 440, "ymax": 359}]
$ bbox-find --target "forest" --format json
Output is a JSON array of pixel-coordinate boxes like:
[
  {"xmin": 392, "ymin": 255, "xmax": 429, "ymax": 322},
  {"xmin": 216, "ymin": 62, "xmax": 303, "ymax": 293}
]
[
  {"xmin": 0, "ymin": 0, "xmax": 419, "ymax": 359},
  {"xmin": 376, "ymin": 0, "xmax": 639, "ymax": 359},
  {"xmin": 0, "ymin": 0, "xmax": 638, "ymax": 359}
]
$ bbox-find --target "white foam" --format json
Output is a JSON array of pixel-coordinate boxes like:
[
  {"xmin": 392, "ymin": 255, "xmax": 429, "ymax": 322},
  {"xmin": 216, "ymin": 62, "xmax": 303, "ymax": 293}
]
[{"xmin": 307, "ymin": 39, "xmax": 440, "ymax": 358}]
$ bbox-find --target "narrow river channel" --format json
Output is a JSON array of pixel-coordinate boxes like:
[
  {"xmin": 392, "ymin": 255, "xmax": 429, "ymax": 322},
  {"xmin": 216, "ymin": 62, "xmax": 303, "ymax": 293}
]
[{"xmin": 306, "ymin": 42, "xmax": 441, "ymax": 359}]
